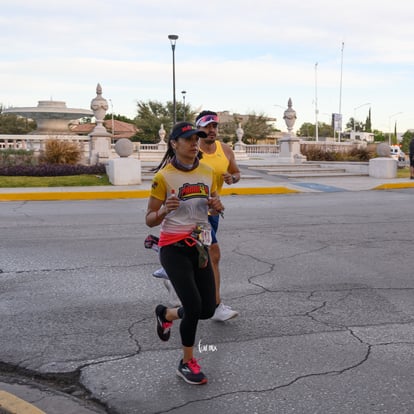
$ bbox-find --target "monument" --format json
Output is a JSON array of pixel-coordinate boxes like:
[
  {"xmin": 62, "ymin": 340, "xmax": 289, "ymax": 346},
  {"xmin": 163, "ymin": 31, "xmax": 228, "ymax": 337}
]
[
  {"xmin": 233, "ymin": 122, "xmax": 248, "ymax": 159},
  {"xmin": 89, "ymin": 84, "xmax": 112, "ymax": 164},
  {"xmin": 3, "ymin": 100, "xmax": 92, "ymax": 134},
  {"xmin": 106, "ymin": 138, "xmax": 142, "ymax": 185},
  {"xmin": 277, "ymin": 98, "xmax": 306, "ymax": 163},
  {"xmin": 157, "ymin": 124, "xmax": 167, "ymax": 152},
  {"xmin": 369, "ymin": 142, "xmax": 397, "ymax": 178}
]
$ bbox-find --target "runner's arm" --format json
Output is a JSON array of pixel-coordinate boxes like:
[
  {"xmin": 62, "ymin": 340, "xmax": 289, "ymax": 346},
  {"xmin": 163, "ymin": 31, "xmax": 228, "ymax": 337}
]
[{"xmin": 222, "ymin": 143, "xmax": 241, "ymax": 184}]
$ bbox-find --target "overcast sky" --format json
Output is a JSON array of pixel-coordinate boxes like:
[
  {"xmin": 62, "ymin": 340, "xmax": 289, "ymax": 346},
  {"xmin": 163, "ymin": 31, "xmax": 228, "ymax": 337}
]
[{"xmin": 1, "ymin": 0, "xmax": 414, "ymax": 133}]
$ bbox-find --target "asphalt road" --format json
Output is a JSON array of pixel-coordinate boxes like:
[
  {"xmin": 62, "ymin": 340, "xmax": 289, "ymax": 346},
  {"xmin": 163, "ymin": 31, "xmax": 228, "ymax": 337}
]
[{"xmin": 1, "ymin": 189, "xmax": 414, "ymax": 413}]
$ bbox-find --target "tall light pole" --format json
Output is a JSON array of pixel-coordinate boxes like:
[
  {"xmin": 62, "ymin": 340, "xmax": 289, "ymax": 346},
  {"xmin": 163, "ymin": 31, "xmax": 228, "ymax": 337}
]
[
  {"xmin": 353, "ymin": 102, "xmax": 370, "ymax": 135},
  {"xmin": 168, "ymin": 34, "xmax": 179, "ymax": 124},
  {"xmin": 388, "ymin": 112, "xmax": 402, "ymax": 145},
  {"xmin": 315, "ymin": 62, "xmax": 319, "ymax": 142},
  {"xmin": 337, "ymin": 41, "xmax": 344, "ymax": 142},
  {"xmin": 181, "ymin": 90, "xmax": 187, "ymax": 121}
]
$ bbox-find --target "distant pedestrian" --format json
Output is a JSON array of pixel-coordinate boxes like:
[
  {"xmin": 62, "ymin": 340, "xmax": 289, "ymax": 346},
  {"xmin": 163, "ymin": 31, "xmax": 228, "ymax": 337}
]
[{"xmin": 145, "ymin": 122, "xmax": 224, "ymax": 385}]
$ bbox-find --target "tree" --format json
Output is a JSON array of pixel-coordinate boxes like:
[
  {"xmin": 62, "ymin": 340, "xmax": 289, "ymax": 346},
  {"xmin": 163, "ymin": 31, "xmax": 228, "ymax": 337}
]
[
  {"xmin": 297, "ymin": 122, "xmax": 315, "ymax": 138},
  {"xmin": 0, "ymin": 111, "xmax": 37, "ymax": 134},
  {"xmin": 241, "ymin": 113, "xmax": 276, "ymax": 144},
  {"xmin": 346, "ymin": 117, "xmax": 364, "ymax": 132},
  {"xmin": 104, "ymin": 114, "xmax": 135, "ymax": 123},
  {"xmin": 372, "ymin": 129, "xmax": 386, "ymax": 142},
  {"xmin": 400, "ymin": 130, "xmax": 414, "ymax": 154},
  {"xmin": 133, "ymin": 100, "xmax": 197, "ymax": 143},
  {"xmin": 318, "ymin": 122, "xmax": 334, "ymax": 137},
  {"xmin": 392, "ymin": 121, "xmax": 398, "ymax": 145},
  {"xmin": 218, "ymin": 115, "xmax": 240, "ymax": 143},
  {"xmin": 297, "ymin": 122, "xmax": 333, "ymax": 139},
  {"xmin": 133, "ymin": 101, "xmax": 172, "ymax": 143},
  {"xmin": 365, "ymin": 108, "xmax": 372, "ymax": 132}
]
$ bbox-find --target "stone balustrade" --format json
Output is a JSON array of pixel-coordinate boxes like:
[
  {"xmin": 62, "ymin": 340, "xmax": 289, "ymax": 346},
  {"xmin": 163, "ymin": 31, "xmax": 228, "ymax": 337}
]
[{"xmin": 1, "ymin": 134, "xmax": 372, "ymax": 164}]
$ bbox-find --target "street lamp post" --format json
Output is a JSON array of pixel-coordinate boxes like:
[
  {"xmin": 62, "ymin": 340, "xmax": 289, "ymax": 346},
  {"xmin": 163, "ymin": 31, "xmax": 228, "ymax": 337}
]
[
  {"xmin": 353, "ymin": 102, "xmax": 371, "ymax": 136},
  {"xmin": 168, "ymin": 34, "xmax": 179, "ymax": 124},
  {"xmin": 337, "ymin": 41, "xmax": 344, "ymax": 142},
  {"xmin": 315, "ymin": 62, "xmax": 319, "ymax": 142},
  {"xmin": 388, "ymin": 112, "xmax": 403, "ymax": 145},
  {"xmin": 181, "ymin": 90, "xmax": 187, "ymax": 121}
]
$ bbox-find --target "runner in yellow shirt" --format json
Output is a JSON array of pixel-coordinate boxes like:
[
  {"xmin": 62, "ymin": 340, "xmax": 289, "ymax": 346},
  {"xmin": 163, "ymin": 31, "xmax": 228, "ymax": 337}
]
[
  {"xmin": 153, "ymin": 111, "xmax": 242, "ymax": 321},
  {"xmin": 146, "ymin": 121, "xmax": 224, "ymax": 385},
  {"xmin": 196, "ymin": 110, "xmax": 241, "ymax": 321}
]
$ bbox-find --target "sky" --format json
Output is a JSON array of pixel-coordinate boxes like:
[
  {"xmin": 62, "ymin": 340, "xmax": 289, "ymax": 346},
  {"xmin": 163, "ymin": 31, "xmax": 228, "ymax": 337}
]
[{"xmin": 1, "ymin": 0, "xmax": 414, "ymax": 133}]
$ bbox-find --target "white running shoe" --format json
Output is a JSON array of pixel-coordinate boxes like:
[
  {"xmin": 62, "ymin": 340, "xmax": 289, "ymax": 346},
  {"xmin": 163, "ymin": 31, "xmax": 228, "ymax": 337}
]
[
  {"xmin": 152, "ymin": 267, "xmax": 169, "ymax": 280},
  {"xmin": 163, "ymin": 279, "xmax": 181, "ymax": 307},
  {"xmin": 211, "ymin": 302, "xmax": 239, "ymax": 321}
]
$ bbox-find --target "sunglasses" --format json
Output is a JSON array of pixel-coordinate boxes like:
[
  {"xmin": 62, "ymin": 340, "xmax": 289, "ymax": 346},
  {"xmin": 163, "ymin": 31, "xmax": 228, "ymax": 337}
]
[{"xmin": 196, "ymin": 114, "xmax": 219, "ymax": 127}]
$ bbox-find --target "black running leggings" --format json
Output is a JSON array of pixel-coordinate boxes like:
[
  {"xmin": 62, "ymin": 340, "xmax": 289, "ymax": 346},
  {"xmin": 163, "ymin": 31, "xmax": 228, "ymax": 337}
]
[{"xmin": 160, "ymin": 243, "xmax": 216, "ymax": 347}]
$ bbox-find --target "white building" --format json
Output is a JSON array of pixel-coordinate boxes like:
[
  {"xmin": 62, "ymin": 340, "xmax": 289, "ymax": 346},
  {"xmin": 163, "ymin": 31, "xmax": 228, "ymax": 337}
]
[{"xmin": 349, "ymin": 131, "xmax": 375, "ymax": 143}]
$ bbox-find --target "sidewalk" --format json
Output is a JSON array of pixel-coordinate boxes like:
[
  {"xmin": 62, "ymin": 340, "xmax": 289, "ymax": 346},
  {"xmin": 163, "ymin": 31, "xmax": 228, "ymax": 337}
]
[
  {"xmin": 0, "ymin": 381, "xmax": 104, "ymax": 414},
  {"xmin": 1, "ymin": 174, "xmax": 413, "ymax": 202},
  {"xmin": 1, "ymin": 158, "xmax": 414, "ymax": 202}
]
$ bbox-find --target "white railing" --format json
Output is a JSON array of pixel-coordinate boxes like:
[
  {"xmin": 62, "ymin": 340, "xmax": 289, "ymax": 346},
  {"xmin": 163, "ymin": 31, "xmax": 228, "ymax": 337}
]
[
  {"xmin": 1, "ymin": 134, "xmax": 374, "ymax": 164},
  {"xmin": 245, "ymin": 144, "xmax": 279, "ymax": 154},
  {"xmin": 300, "ymin": 141, "xmax": 365, "ymax": 153},
  {"xmin": 0, "ymin": 134, "xmax": 91, "ymax": 162},
  {"xmin": 137, "ymin": 143, "xmax": 160, "ymax": 151}
]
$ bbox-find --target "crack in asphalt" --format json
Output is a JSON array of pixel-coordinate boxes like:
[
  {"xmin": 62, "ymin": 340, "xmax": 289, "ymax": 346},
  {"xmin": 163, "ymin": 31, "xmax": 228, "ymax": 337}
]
[
  {"xmin": 154, "ymin": 320, "xmax": 414, "ymax": 414},
  {"xmin": 0, "ymin": 262, "xmax": 159, "ymax": 275},
  {"xmin": 154, "ymin": 337, "xmax": 372, "ymax": 414},
  {"xmin": 0, "ymin": 362, "xmax": 109, "ymax": 413},
  {"xmin": 0, "ymin": 316, "xmax": 147, "ymax": 413},
  {"xmin": 2, "ymin": 245, "xmax": 412, "ymax": 413},
  {"xmin": 136, "ymin": 250, "xmax": 410, "ymax": 413},
  {"xmin": 2, "ymin": 284, "xmax": 412, "ymax": 414}
]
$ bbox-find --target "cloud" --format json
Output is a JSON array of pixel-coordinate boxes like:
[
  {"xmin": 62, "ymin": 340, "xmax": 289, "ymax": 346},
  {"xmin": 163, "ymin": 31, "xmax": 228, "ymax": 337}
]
[{"xmin": 1, "ymin": 0, "xmax": 413, "ymax": 131}]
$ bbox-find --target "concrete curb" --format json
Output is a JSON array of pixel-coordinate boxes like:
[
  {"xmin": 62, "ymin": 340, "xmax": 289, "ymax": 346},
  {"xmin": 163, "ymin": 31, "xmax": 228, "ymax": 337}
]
[
  {"xmin": 373, "ymin": 182, "xmax": 414, "ymax": 190},
  {"xmin": 0, "ymin": 186, "xmax": 299, "ymax": 202},
  {"xmin": 0, "ymin": 182, "xmax": 413, "ymax": 202},
  {"xmin": 0, "ymin": 390, "xmax": 45, "ymax": 414},
  {"xmin": 0, "ymin": 189, "xmax": 151, "ymax": 202},
  {"xmin": 220, "ymin": 186, "xmax": 299, "ymax": 196}
]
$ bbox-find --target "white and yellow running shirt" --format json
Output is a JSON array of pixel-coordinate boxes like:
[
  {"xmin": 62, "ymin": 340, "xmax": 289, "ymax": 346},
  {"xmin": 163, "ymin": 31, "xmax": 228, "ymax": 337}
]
[
  {"xmin": 150, "ymin": 162, "xmax": 217, "ymax": 246},
  {"xmin": 200, "ymin": 141, "xmax": 229, "ymax": 194}
]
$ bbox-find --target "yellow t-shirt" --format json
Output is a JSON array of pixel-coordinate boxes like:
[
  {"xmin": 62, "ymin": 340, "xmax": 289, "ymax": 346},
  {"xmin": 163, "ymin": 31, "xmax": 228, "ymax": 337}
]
[
  {"xmin": 150, "ymin": 162, "xmax": 217, "ymax": 246},
  {"xmin": 200, "ymin": 141, "xmax": 229, "ymax": 194}
]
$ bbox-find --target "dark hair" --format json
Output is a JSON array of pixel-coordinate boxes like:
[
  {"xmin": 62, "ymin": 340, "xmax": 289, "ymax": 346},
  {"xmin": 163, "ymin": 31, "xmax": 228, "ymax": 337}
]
[
  {"xmin": 151, "ymin": 139, "xmax": 175, "ymax": 172},
  {"xmin": 151, "ymin": 129, "xmax": 203, "ymax": 172},
  {"xmin": 196, "ymin": 110, "xmax": 217, "ymax": 123}
]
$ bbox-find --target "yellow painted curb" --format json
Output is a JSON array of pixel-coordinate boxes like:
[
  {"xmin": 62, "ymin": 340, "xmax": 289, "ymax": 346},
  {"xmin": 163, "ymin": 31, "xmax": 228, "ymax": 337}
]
[
  {"xmin": 0, "ymin": 390, "xmax": 46, "ymax": 414},
  {"xmin": 221, "ymin": 186, "xmax": 299, "ymax": 195},
  {"xmin": 0, "ymin": 190, "xmax": 151, "ymax": 202},
  {"xmin": 373, "ymin": 182, "xmax": 414, "ymax": 190},
  {"xmin": 0, "ymin": 187, "xmax": 298, "ymax": 201}
]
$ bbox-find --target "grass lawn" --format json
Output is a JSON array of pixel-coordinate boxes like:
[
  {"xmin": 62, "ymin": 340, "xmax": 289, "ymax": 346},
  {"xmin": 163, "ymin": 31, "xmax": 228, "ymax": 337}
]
[
  {"xmin": 397, "ymin": 167, "xmax": 410, "ymax": 178},
  {"xmin": 0, "ymin": 168, "xmax": 410, "ymax": 188},
  {"xmin": 0, "ymin": 174, "xmax": 111, "ymax": 188}
]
